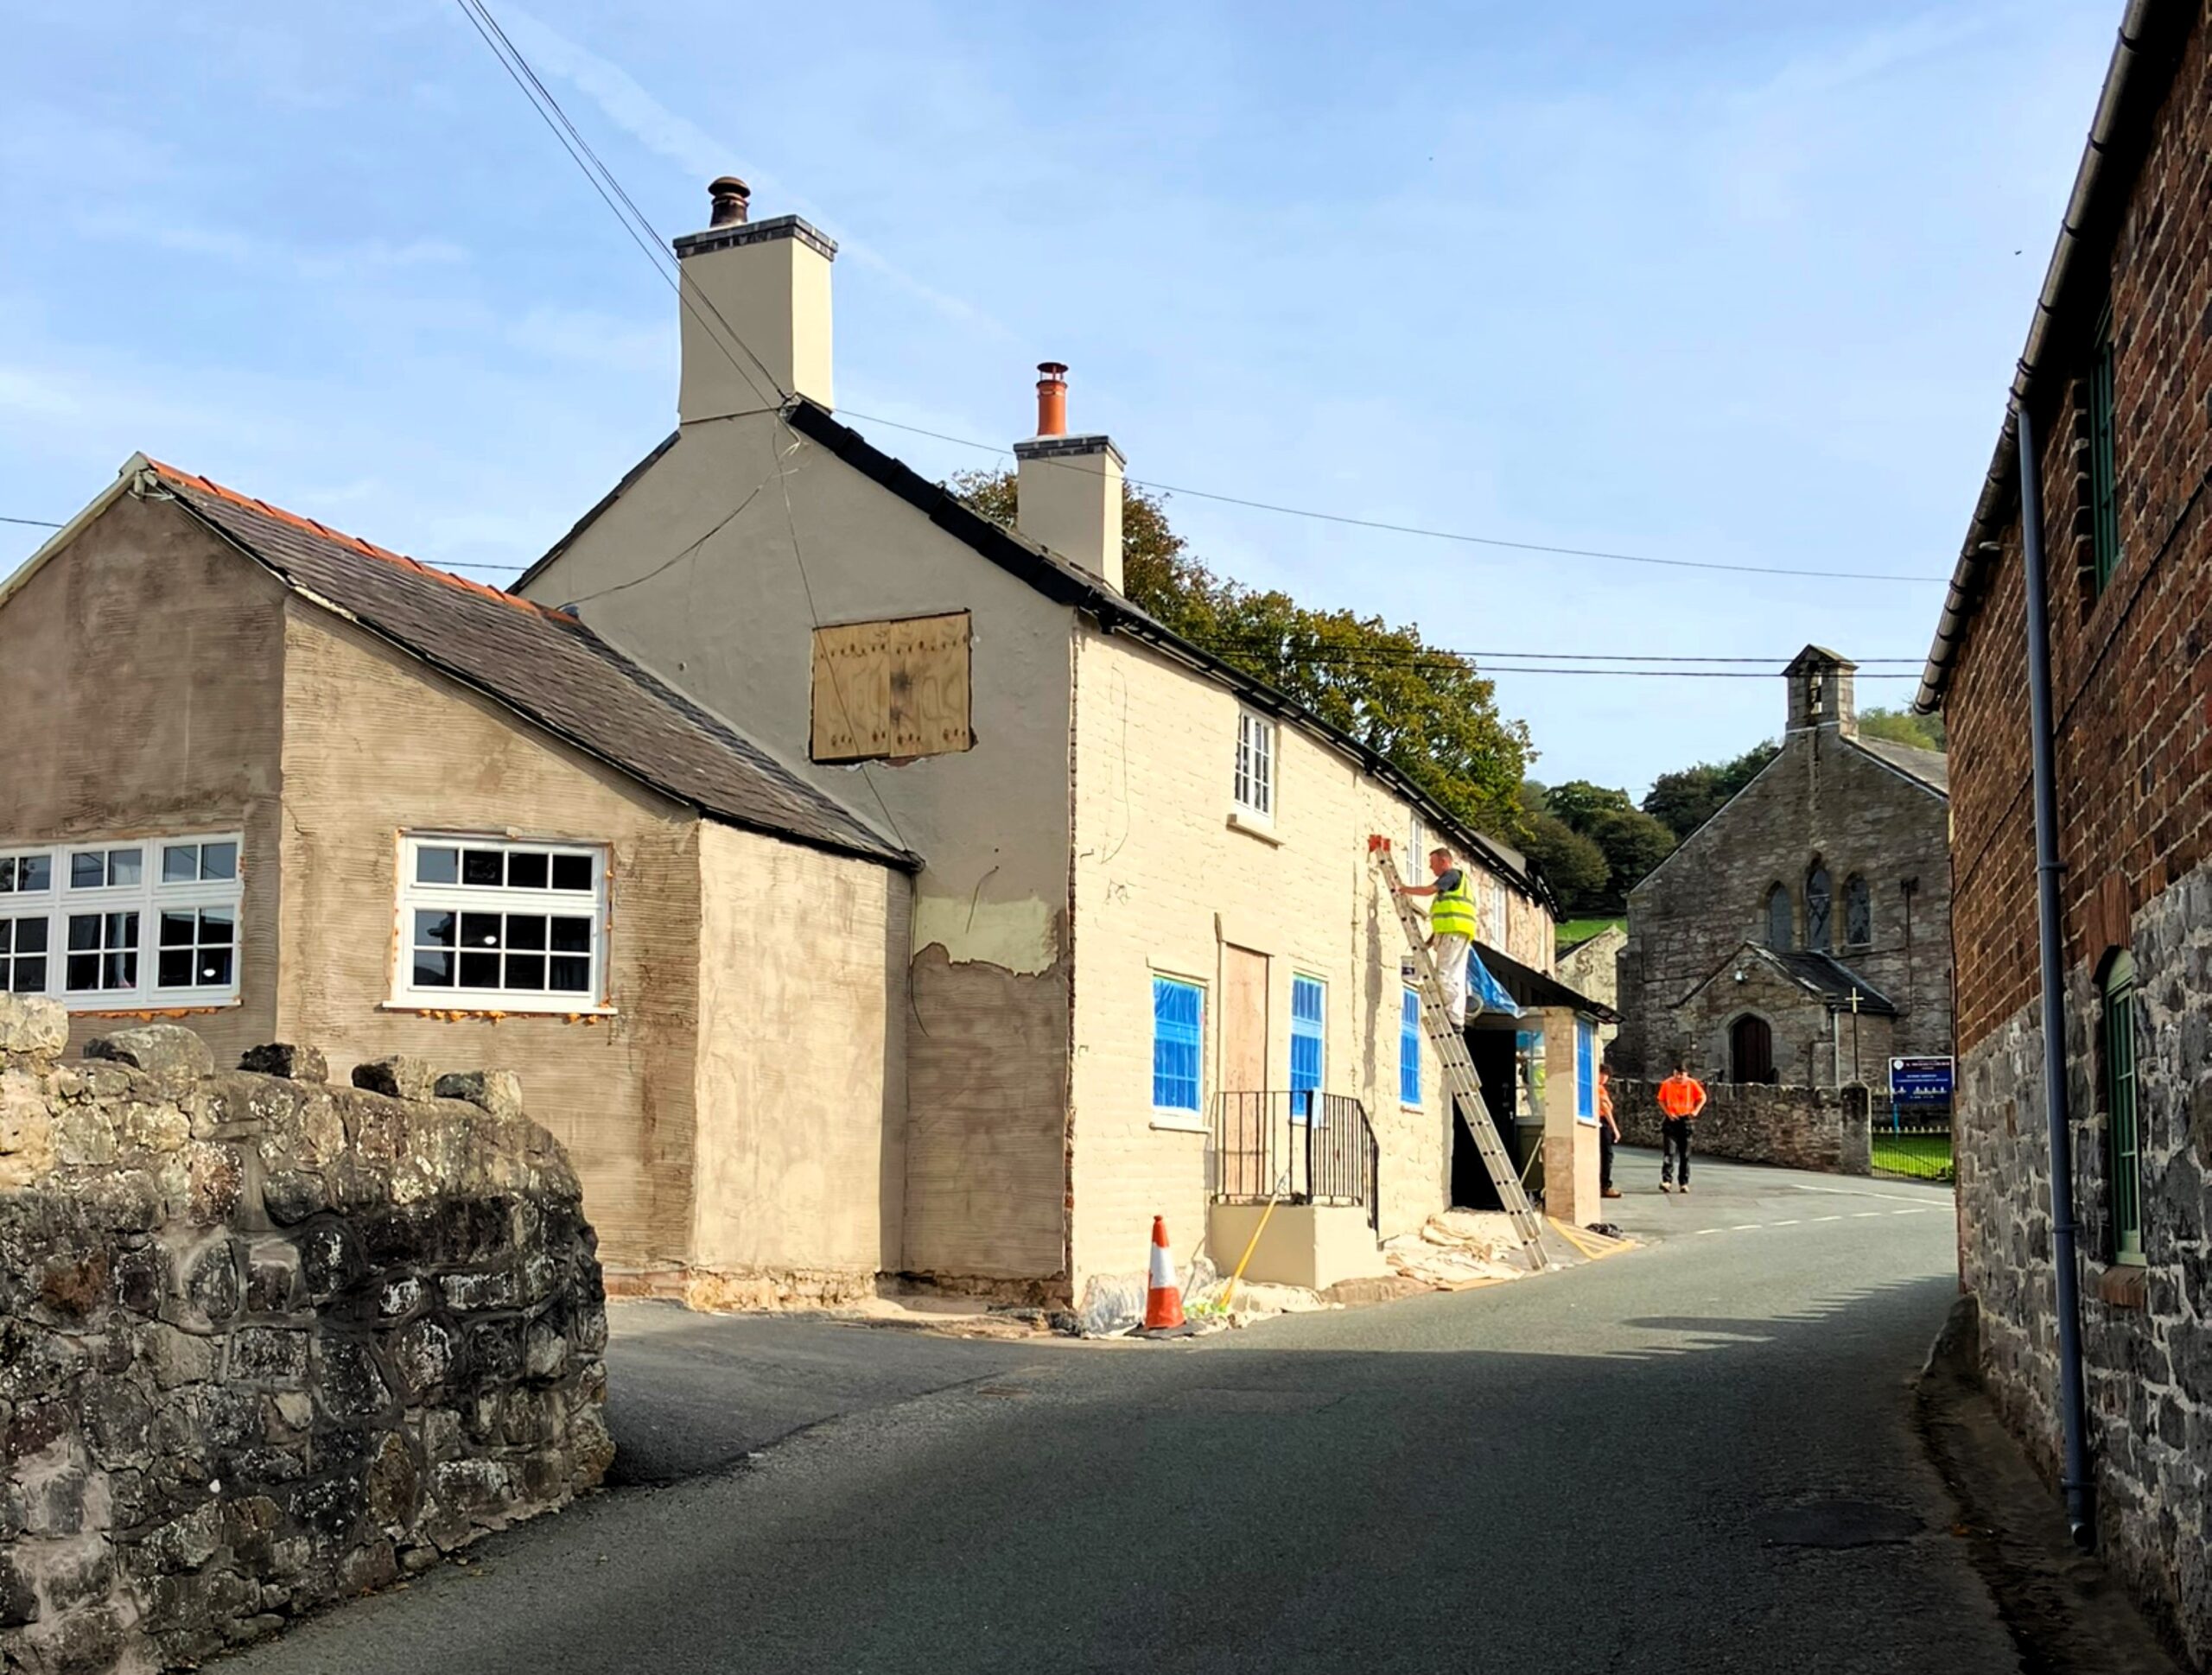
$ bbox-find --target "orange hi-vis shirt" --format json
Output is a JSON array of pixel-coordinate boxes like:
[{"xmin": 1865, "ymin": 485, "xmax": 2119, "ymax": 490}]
[
  {"xmin": 1597, "ymin": 1075, "xmax": 1614, "ymax": 1120},
  {"xmin": 1657, "ymin": 1072, "xmax": 1706, "ymax": 1119}
]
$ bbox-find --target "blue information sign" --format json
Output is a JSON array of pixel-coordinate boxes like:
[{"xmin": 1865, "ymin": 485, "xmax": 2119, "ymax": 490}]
[{"xmin": 1889, "ymin": 1056, "xmax": 1954, "ymax": 1103}]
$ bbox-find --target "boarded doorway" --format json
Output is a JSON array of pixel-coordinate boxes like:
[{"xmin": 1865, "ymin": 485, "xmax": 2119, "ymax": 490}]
[{"xmin": 1218, "ymin": 948, "xmax": 1270, "ymax": 1195}]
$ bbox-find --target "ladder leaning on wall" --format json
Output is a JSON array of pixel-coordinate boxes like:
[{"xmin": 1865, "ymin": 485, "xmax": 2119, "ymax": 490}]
[{"xmin": 1370, "ymin": 836, "xmax": 1549, "ymax": 1265}]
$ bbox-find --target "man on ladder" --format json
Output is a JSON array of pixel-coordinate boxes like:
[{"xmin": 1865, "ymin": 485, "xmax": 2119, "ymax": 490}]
[{"xmin": 1394, "ymin": 847, "xmax": 1478, "ymax": 1029}]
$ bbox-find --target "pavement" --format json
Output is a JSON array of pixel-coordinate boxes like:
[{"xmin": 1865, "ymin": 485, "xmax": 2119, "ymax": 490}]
[{"xmin": 226, "ymin": 1152, "xmax": 2069, "ymax": 1674}]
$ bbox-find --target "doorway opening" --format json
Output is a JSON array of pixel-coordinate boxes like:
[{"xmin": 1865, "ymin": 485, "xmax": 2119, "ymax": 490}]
[
  {"xmin": 1452, "ymin": 1025, "xmax": 1522, "ymax": 1209},
  {"xmin": 1730, "ymin": 1013, "xmax": 1776, "ymax": 1084}
]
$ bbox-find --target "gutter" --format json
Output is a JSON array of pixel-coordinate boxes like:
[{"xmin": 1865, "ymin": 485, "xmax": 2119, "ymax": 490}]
[{"xmin": 1916, "ymin": 0, "xmax": 2166, "ymax": 714}]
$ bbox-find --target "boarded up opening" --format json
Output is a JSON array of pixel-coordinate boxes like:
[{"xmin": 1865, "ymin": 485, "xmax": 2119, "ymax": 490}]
[{"xmin": 810, "ymin": 612, "xmax": 974, "ymax": 764}]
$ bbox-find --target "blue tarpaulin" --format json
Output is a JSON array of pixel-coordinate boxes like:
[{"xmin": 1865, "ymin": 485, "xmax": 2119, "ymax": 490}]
[{"xmin": 1467, "ymin": 947, "xmax": 1519, "ymax": 1018}]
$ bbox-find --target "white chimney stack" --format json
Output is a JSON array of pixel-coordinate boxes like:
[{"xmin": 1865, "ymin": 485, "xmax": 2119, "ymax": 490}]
[
  {"xmin": 1014, "ymin": 363, "xmax": 1123, "ymax": 592},
  {"xmin": 671, "ymin": 176, "xmax": 835, "ymax": 421}
]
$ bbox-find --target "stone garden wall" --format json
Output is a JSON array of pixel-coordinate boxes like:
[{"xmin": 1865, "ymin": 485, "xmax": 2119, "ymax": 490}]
[
  {"xmin": 1613, "ymin": 1079, "xmax": 1872, "ymax": 1176},
  {"xmin": 0, "ymin": 997, "xmax": 611, "ymax": 1674}
]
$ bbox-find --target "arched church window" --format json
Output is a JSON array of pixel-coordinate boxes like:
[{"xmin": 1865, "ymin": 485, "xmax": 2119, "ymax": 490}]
[
  {"xmin": 1764, "ymin": 884, "xmax": 1791, "ymax": 949},
  {"xmin": 1805, "ymin": 862, "xmax": 1833, "ymax": 952},
  {"xmin": 1844, "ymin": 875, "xmax": 1872, "ymax": 947}
]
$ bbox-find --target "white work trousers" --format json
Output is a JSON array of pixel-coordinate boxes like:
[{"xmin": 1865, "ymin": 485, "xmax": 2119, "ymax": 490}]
[{"xmin": 1432, "ymin": 933, "xmax": 1471, "ymax": 1030}]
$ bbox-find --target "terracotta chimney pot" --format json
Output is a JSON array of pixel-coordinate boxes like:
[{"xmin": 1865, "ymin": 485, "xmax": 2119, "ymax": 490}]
[{"xmin": 1034, "ymin": 362, "xmax": 1069, "ymax": 437}]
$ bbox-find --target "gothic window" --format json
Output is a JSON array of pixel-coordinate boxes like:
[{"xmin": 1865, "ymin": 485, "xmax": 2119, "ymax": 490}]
[
  {"xmin": 1843, "ymin": 875, "xmax": 1872, "ymax": 948},
  {"xmin": 1805, "ymin": 862, "xmax": 1833, "ymax": 952},
  {"xmin": 1764, "ymin": 884, "xmax": 1791, "ymax": 949}
]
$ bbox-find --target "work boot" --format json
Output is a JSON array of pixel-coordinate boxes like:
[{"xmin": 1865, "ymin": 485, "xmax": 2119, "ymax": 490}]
[
  {"xmin": 1678, "ymin": 1183, "xmax": 1690, "ymax": 1195},
  {"xmin": 1602, "ymin": 1187, "xmax": 1623, "ymax": 1199},
  {"xmin": 1659, "ymin": 1182, "xmax": 1672, "ymax": 1193}
]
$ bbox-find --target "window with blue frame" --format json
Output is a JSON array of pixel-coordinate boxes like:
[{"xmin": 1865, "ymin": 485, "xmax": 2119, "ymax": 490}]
[
  {"xmin": 1290, "ymin": 974, "xmax": 1325, "ymax": 1120},
  {"xmin": 1400, "ymin": 987, "xmax": 1421, "ymax": 1106},
  {"xmin": 1152, "ymin": 975, "xmax": 1204, "ymax": 1116},
  {"xmin": 1575, "ymin": 1017, "xmax": 1597, "ymax": 1122}
]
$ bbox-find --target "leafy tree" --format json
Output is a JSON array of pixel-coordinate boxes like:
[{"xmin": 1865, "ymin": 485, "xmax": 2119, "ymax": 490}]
[
  {"xmin": 1515, "ymin": 784, "xmax": 1611, "ymax": 917},
  {"xmin": 951, "ymin": 469, "xmax": 1533, "ymax": 837},
  {"xmin": 1531, "ymin": 781, "xmax": 1675, "ymax": 911},
  {"xmin": 1641, "ymin": 741, "xmax": 1781, "ymax": 841},
  {"xmin": 1856, "ymin": 705, "xmax": 1946, "ymax": 752}
]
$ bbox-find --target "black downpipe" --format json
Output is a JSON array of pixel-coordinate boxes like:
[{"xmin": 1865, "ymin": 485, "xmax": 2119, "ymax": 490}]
[{"xmin": 2016, "ymin": 400, "xmax": 2095, "ymax": 1547}]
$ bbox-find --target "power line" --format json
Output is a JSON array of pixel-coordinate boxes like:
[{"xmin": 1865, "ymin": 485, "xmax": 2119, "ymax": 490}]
[
  {"xmin": 1193, "ymin": 637, "xmax": 1923, "ymax": 665},
  {"xmin": 2, "ymin": 516, "xmax": 63, "ymax": 529},
  {"xmin": 842, "ymin": 408, "xmax": 1948, "ymax": 585}
]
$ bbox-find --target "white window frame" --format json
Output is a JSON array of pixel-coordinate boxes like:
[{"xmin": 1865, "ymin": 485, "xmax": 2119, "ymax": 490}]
[
  {"xmin": 392, "ymin": 834, "xmax": 612, "ymax": 1015},
  {"xmin": 0, "ymin": 833, "xmax": 244, "ymax": 1010},
  {"xmin": 1233, "ymin": 710, "xmax": 1275, "ymax": 822}
]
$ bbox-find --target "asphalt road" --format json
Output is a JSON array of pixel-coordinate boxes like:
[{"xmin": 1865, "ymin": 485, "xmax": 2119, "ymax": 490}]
[{"xmin": 230, "ymin": 1153, "xmax": 2018, "ymax": 1674}]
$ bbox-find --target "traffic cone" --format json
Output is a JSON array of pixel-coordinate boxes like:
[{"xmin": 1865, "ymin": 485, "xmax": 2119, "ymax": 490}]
[{"xmin": 1144, "ymin": 1215, "xmax": 1185, "ymax": 1330}]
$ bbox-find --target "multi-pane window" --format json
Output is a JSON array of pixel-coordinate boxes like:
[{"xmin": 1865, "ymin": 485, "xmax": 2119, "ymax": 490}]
[
  {"xmin": 1805, "ymin": 863, "xmax": 1833, "ymax": 953},
  {"xmin": 1234, "ymin": 712, "xmax": 1274, "ymax": 821},
  {"xmin": 1289, "ymin": 975, "xmax": 1325, "ymax": 1120},
  {"xmin": 2088, "ymin": 304, "xmax": 2121, "ymax": 596},
  {"xmin": 0, "ymin": 834, "xmax": 243, "ymax": 1007},
  {"xmin": 397, "ymin": 837, "xmax": 606, "ymax": 1010},
  {"xmin": 1764, "ymin": 884, "xmax": 1792, "ymax": 950},
  {"xmin": 1843, "ymin": 875, "xmax": 1872, "ymax": 948},
  {"xmin": 1151, "ymin": 975, "xmax": 1204, "ymax": 1116},
  {"xmin": 2104, "ymin": 950, "xmax": 2143, "ymax": 1263},
  {"xmin": 1399, "ymin": 987, "xmax": 1421, "ymax": 1106},
  {"xmin": 1575, "ymin": 1018, "xmax": 1598, "ymax": 1120}
]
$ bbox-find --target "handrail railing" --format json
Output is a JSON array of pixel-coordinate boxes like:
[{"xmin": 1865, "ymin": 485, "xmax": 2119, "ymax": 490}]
[{"xmin": 1209, "ymin": 1091, "xmax": 1379, "ymax": 1231}]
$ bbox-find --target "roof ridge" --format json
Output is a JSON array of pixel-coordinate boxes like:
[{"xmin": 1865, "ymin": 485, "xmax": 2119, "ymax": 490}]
[{"xmin": 143, "ymin": 459, "xmax": 576, "ymax": 626}]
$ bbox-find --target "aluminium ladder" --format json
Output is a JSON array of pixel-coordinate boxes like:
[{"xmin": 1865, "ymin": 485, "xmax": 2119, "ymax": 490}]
[{"xmin": 1371, "ymin": 837, "xmax": 1549, "ymax": 1264}]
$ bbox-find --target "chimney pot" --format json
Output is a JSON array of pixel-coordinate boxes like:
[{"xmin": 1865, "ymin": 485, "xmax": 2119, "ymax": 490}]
[
  {"xmin": 708, "ymin": 176, "xmax": 752, "ymax": 228},
  {"xmin": 1034, "ymin": 361, "xmax": 1069, "ymax": 437}
]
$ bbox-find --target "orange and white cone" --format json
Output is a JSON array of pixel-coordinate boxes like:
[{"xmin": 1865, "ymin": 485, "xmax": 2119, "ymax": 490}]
[{"xmin": 1144, "ymin": 1215, "xmax": 1185, "ymax": 1330}]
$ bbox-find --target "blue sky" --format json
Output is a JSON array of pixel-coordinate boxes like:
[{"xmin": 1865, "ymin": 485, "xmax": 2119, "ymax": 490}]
[{"xmin": 2, "ymin": 1, "xmax": 2115, "ymax": 791}]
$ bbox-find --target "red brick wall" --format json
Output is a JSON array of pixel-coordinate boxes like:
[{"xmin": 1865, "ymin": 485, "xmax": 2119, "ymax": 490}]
[{"xmin": 1947, "ymin": 10, "xmax": 2212, "ymax": 1054}]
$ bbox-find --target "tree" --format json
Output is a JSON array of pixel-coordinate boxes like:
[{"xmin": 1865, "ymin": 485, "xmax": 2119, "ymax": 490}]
[
  {"xmin": 1856, "ymin": 705, "xmax": 1946, "ymax": 752},
  {"xmin": 1532, "ymin": 781, "xmax": 1675, "ymax": 910},
  {"xmin": 1515, "ymin": 785, "xmax": 1611, "ymax": 917},
  {"xmin": 1641, "ymin": 741, "xmax": 1780, "ymax": 841},
  {"xmin": 951, "ymin": 469, "xmax": 1534, "ymax": 837}
]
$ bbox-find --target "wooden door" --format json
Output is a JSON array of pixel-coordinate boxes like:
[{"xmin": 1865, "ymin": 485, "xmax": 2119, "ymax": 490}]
[{"xmin": 1220, "ymin": 948, "xmax": 1270, "ymax": 1196}]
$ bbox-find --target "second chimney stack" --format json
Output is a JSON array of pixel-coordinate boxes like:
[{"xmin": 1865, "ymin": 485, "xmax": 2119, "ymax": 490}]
[{"xmin": 1014, "ymin": 362, "xmax": 1123, "ymax": 593}]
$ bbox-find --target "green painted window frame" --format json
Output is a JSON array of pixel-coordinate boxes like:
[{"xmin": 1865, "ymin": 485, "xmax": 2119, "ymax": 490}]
[
  {"xmin": 2103, "ymin": 950, "xmax": 2144, "ymax": 1264},
  {"xmin": 2088, "ymin": 302, "xmax": 2121, "ymax": 596}
]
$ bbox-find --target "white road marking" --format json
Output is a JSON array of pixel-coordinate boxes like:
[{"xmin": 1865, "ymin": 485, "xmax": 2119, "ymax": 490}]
[
  {"xmin": 1695, "ymin": 1228, "xmax": 1726, "ymax": 1236},
  {"xmin": 1769, "ymin": 1219, "xmax": 1800, "ymax": 1227},
  {"xmin": 1793, "ymin": 1183, "xmax": 1952, "ymax": 1205},
  {"xmin": 1731, "ymin": 1224, "xmax": 1762, "ymax": 1231},
  {"xmin": 1812, "ymin": 1215, "xmax": 1844, "ymax": 1223},
  {"xmin": 1852, "ymin": 1212, "xmax": 1884, "ymax": 1219}
]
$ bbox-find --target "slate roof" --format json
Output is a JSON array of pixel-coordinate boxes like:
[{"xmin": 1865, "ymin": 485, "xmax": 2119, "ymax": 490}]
[
  {"xmin": 1474, "ymin": 940, "xmax": 1618, "ymax": 1022},
  {"xmin": 1685, "ymin": 944, "xmax": 1898, "ymax": 1016},
  {"xmin": 1848, "ymin": 735, "xmax": 1950, "ymax": 795},
  {"xmin": 148, "ymin": 462, "xmax": 912, "ymax": 869}
]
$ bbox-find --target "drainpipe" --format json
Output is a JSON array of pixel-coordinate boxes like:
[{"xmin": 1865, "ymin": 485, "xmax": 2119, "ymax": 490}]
[{"xmin": 2018, "ymin": 398, "xmax": 2095, "ymax": 1548}]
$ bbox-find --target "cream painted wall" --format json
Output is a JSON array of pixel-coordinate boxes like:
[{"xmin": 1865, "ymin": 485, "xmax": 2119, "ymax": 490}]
[
  {"xmin": 522, "ymin": 413, "xmax": 1077, "ymax": 1284},
  {"xmin": 276, "ymin": 606, "xmax": 708, "ymax": 1274},
  {"xmin": 691, "ymin": 820, "xmax": 907, "ymax": 1281},
  {"xmin": 1066, "ymin": 628, "xmax": 1552, "ymax": 1290}
]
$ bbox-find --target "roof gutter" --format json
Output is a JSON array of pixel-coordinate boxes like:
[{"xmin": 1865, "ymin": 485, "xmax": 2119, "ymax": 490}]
[{"xmin": 1916, "ymin": 0, "xmax": 2163, "ymax": 714}]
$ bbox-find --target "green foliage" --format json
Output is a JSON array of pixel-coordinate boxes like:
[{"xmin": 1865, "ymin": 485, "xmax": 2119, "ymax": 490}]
[
  {"xmin": 1516, "ymin": 779, "xmax": 1678, "ymax": 916},
  {"xmin": 1640, "ymin": 741, "xmax": 1782, "ymax": 842},
  {"xmin": 951, "ymin": 469, "xmax": 1534, "ymax": 838},
  {"xmin": 1856, "ymin": 705, "xmax": 1947, "ymax": 752}
]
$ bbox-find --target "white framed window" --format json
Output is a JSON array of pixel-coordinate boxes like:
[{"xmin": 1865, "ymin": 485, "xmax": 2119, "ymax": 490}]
[
  {"xmin": 1234, "ymin": 711, "xmax": 1274, "ymax": 821},
  {"xmin": 395, "ymin": 835, "xmax": 609, "ymax": 1013},
  {"xmin": 0, "ymin": 834, "xmax": 242, "ymax": 1007}
]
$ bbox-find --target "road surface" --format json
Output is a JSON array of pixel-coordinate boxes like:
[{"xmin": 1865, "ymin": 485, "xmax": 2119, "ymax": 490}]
[{"xmin": 230, "ymin": 1154, "xmax": 2017, "ymax": 1673}]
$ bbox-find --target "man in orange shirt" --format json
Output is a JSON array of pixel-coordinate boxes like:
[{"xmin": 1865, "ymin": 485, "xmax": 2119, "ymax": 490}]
[
  {"xmin": 1598, "ymin": 1066, "xmax": 1622, "ymax": 1200},
  {"xmin": 1656, "ymin": 1063, "xmax": 1707, "ymax": 1194}
]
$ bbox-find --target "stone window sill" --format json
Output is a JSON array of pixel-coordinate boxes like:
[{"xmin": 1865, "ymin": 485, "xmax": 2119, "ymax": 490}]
[
  {"xmin": 378, "ymin": 1002, "xmax": 619, "ymax": 1021},
  {"xmin": 1150, "ymin": 1112, "xmax": 1207, "ymax": 1135},
  {"xmin": 1225, "ymin": 810, "xmax": 1282, "ymax": 847},
  {"xmin": 2094, "ymin": 1261, "xmax": 2147, "ymax": 1311}
]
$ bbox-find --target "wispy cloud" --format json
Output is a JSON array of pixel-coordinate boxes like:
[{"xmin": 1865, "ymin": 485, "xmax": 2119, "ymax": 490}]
[{"xmin": 71, "ymin": 213, "xmax": 467, "ymax": 279}]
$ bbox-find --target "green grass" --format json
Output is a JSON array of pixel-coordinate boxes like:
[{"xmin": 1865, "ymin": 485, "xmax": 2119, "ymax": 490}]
[
  {"xmin": 1872, "ymin": 1132, "xmax": 1954, "ymax": 1183},
  {"xmin": 1556, "ymin": 917, "xmax": 1626, "ymax": 953}
]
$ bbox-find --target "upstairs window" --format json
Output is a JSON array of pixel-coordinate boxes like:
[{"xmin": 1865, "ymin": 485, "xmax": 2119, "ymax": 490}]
[
  {"xmin": 2088, "ymin": 303, "xmax": 2121, "ymax": 596},
  {"xmin": 1843, "ymin": 875, "xmax": 1872, "ymax": 948},
  {"xmin": 1805, "ymin": 862, "xmax": 1833, "ymax": 953},
  {"xmin": 2102, "ymin": 949, "xmax": 2143, "ymax": 1263},
  {"xmin": 1764, "ymin": 884, "xmax": 1792, "ymax": 950},
  {"xmin": 1234, "ymin": 711, "xmax": 1274, "ymax": 821},
  {"xmin": 397, "ymin": 836, "xmax": 607, "ymax": 1012},
  {"xmin": 0, "ymin": 834, "xmax": 242, "ymax": 1007}
]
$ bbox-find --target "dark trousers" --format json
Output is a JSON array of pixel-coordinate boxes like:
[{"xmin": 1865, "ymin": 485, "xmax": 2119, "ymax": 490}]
[
  {"xmin": 1661, "ymin": 1119, "xmax": 1693, "ymax": 1184},
  {"xmin": 1600, "ymin": 1124, "xmax": 1616, "ymax": 1190}
]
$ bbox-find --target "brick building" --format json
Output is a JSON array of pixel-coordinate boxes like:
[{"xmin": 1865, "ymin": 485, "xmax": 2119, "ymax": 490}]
[
  {"xmin": 1916, "ymin": 0, "xmax": 2212, "ymax": 1660},
  {"xmin": 1611, "ymin": 647, "xmax": 1951, "ymax": 1090}
]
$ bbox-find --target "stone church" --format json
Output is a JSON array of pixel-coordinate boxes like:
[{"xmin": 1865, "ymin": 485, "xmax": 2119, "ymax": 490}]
[{"xmin": 1611, "ymin": 648, "xmax": 1952, "ymax": 1089}]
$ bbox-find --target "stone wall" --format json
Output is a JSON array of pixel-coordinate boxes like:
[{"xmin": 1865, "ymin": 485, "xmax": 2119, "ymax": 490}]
[
  {"xmin": 1613, "ymin": 1079, "xmax": 1872, "ymax": 1177},
  {"xmin": 1956, "ymin": 862, "xmax": 2212, "ymax": 1670},
  {"xmin": 0, "ymin": 998, "xmax": 612, "ymax": 1674}
]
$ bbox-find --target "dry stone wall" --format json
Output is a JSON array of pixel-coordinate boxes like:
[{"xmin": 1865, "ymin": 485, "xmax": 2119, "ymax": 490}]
[
  {"xmin": 0, "ymin": 998, "xmax": 611, "ymax": 1674},
  {"xmin": 1612, "ymin": 1079, "xmax": 1872, "ymax": 1176}
]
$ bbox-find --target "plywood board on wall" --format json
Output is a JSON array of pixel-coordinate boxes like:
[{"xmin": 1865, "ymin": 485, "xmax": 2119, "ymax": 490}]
[{"xmin": 810, "ymin": 612, "xmax": 973, "ymax": 763}]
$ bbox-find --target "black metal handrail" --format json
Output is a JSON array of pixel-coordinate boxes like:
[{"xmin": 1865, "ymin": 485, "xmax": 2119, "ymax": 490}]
[{"xmin": 1208, "ymin": 1090, "xmax": 1379, "ymax": 1230}]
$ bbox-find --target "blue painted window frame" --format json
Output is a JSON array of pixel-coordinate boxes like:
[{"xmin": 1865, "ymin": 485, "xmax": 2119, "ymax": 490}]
[
  {"xmin": 1575, "ymin": 1017, "xmax": 1597, "ymax": 1122},
  {"xmin": 1400, "ymin": 987, "xmax": 1421, "ymax": 1106},
  {"xmin": 1151, "ymin": 975, "xmax": 1204, "ymax": 1115},
  {"xmin": 1289, "ymin": 974, "xmax": 1325, "ymax": 1121}
]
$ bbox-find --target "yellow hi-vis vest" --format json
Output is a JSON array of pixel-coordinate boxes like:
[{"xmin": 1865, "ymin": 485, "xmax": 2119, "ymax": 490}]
[{"xmin": 1428, "ymin": 870, "xmax": 1478, "ymax": 939}]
